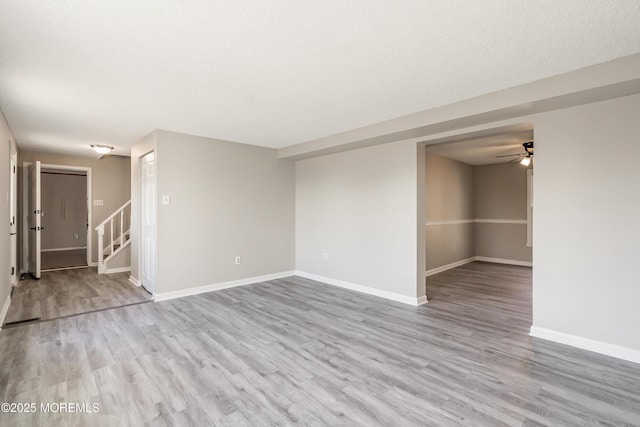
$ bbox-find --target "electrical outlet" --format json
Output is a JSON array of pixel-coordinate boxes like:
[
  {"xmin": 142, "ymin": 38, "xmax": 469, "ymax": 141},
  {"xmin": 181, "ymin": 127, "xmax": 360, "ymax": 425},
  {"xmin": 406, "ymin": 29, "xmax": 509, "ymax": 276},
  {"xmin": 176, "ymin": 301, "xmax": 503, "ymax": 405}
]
[
  {"xmin": 73, "ymin": 233, "xmax": 79, "ymax": 239},
  {"xmin": 235, "ymin": 256, "xmax": 241, "ymax": 265},
  {"xmin": 93, "ymin": 200, "xmax": 104, "ymax": 206},
  {"xmin": 322, "ymin": 252, "xmax": 328, "ymax": 261},
  {"xmin": 452, "ymin": 242, "xmax": 456, "ymax": 251}
]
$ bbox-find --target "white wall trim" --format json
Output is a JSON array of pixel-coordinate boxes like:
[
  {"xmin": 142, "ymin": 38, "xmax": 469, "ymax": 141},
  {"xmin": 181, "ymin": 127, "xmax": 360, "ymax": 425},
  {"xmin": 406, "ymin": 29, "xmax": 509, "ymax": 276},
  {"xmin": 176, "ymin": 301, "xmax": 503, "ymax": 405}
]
[
  {"xmin": 89, "ymin": 261, "xmax": 98, "ymax": 267},
  {"xmin": 129, "ymin": 276, "xmax": 141, "ymax": 287},
  {"xmin": 530, "ymin": 326, "xmax": 640, "ymax": 365},
  {"xmin": 425, "ymin": 219, "xmax": 474, "ymax": 226},
  {"xmin": 41, "ymin": 246, "xmax": 87, "ymax": 252},
  {"xmin": 426, "ymin": 256, "xmax": 531, "ymax": 277},
  {"xmin": 475, "ymin": 256, "xmax": 532, "ymax": 267},
  {"xmin": 526, "ymin": 168, "xmax": 533, "ymax": 247},
  {"xmin": 104, "ymin": 266, "xmax": 132, "ymax": 274},
  {"xmin": 426, "ymin": 218, "xmax": 527, "ymax": 226},
  {"xmin": 0, "ymin": 295, "xmax": 11, "ymax": 330},
  {"xmin": 154, "ymin": 271, "xmax": 296, "ymax": 302},
  {"xmin": 295, "ymin": 271, "xmax": 426, "ymax": 306},
  {"xmin": 41, "ymin": 265, "xmax": 90, "ymax": 272},
  {"xmin": 475, "ymin": 219, "xmax": 527, "ymax": 224},
  {"xmin": 425, "ymin": 257, "xmax": 475, "ymax": 277}
]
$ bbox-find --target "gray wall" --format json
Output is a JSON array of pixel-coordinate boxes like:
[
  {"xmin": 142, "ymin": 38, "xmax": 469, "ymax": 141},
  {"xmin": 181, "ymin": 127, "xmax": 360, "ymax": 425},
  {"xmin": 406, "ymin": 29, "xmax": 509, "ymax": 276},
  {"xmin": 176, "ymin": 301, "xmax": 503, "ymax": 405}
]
[
  {"xmin": 475, "ymin": 162, "xmax": 527, "ymax": 219},
  {"xmin": 19, "ymin": 151, "xmax": 131, "ymax": 265},
  {"xmin": 474, "ymin": 162, "xmax": 531, "ymax": 262},
  {"xmin": 41, "ymin": 172, "xmax": 87, "ymax": 250},
  {"xmin": 533, "ymin": 93, "xmax": 640, "ymax": 351},
  {"xmin": 425, "ymin": 153, "xmax": 532, "ymax": 271},
  {"xmin": 0, "ymin": 112, "xmax": 18, "ymax": 320},
  {"xmin": 296, "ymin": 140, "xmax": 426, "ymax": 300},
  {"xmin": 107, "ymin": 244, "xmax": 130, "ymax": 270},
  {"xmin": 426, "ymin": 153, "xmax": 475, "ymax": 220},
  {"xmin": 475, "ymin": 223, "xmax": 531, "ymax": 261},
  {"xmin": 425, "ymin": 153, "xmax": 475, "ymax": 270},
  {"xmin": 130, "ymin": 130, "xmax": 295, "ymax": 294}
]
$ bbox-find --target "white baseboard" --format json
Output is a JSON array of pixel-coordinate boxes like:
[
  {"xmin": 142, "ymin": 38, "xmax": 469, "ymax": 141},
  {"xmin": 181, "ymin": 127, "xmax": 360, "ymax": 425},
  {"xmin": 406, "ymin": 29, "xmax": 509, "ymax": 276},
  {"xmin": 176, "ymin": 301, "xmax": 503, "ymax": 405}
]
[
  {"xmin": 104, "ymin": 267, "xmax": 131, "ymax": 274},
  {"xmin": 0, "ymin": 295, "xmax": 11, "ymax": 330},
  {"xmin": 426, "ymin": 219, "xmax": 527, "ymax": 226},
  {"xmin": 128, "ymin": 276, "xmax": 141, "ymax": 287},
  {"xmin": 154, "ymin": 271, "xmax": 296, "ymax": 302},
  {"xmin": 425, "ymin": 256, "xmax": 531, "ymax": 277},
  {"xmin": 425, "ymin": 257, "xmax": 475, "ymax": 277},
  {"xmin": 474, "ymin": 256, "xmax": 532, "ymax": 267},
  {"xmin": 41, "ymin": 246, "xmax": 87, "ymax": 252},
  {"xmin": 295, "ymin": 271, "xmax": 426, "ymax": 306},
  {"xmin": 89, "ymin": 261, "xmax": 98, "ymax": 267},
  {"xmin": 41, "ymin": 265, "xmax": 91, "ymax": 272},
  {"xmin": 530, "ymin": 326, "xmax": 640, "ymax": 365}
]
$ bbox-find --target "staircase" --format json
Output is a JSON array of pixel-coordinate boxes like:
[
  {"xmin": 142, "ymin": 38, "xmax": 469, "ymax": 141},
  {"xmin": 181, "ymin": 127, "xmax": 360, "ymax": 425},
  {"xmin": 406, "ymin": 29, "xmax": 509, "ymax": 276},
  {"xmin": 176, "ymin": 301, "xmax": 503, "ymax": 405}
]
[{"xmin": 96, "ymin": 200, "xmax": 131, "ymax": 274}]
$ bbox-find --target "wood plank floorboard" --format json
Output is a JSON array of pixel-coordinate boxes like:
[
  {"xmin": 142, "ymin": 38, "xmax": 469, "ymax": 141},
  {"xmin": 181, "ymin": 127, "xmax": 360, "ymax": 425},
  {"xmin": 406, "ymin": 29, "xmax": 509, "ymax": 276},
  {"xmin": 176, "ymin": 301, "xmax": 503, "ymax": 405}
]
[
  {"xmin": 4, "ymin": 268, "xmax": 152, "ymax": 325},
  {"xmin": 0, "ymin": 262, "xmax": 639, "ymax": 426}
]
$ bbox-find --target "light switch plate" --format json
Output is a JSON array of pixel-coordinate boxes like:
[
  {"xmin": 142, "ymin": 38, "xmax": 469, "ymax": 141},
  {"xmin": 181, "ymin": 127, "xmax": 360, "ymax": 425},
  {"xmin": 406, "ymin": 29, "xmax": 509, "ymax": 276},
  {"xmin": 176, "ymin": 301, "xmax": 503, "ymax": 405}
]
[{"xmin": 162, "ymin": 195, "xmax": 171, "ymax": 205}]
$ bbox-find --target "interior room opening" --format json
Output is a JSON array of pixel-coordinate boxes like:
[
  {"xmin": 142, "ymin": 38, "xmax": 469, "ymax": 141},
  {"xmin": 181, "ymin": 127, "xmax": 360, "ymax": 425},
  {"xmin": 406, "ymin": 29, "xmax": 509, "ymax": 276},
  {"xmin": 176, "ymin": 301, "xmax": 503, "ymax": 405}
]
[{"xmin": 422, "ymin": 127, "xmax": 534, "ymax": 311}]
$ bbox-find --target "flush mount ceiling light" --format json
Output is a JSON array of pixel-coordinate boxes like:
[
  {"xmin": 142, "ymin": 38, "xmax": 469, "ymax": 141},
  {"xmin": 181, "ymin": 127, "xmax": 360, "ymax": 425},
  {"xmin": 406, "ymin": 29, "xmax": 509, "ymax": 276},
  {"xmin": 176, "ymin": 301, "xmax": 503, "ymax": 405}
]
[{"xmin": 91, "ymin": 144, "xmax": 113, "ymax": 155}]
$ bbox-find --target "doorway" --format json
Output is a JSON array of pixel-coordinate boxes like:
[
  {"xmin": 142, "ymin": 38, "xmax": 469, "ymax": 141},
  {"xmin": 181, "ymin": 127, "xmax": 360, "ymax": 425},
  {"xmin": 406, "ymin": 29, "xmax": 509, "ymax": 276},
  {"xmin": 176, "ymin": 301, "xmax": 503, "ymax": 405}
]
[
  {"xmin": 40, "ymin": 167, "xmax": 89, "ymax": 271},
  {"xmin": 5, "ymin": 159, "xmax": 153, "ymax": 328},
  {"xmin": 140, "ymin": 151, "xmax": 156, "ymax": 295},
  {"xmin": 22, "ymin": 162, "xmax": 92, "ymax": 278},
  {"xmin": 422, "ymin": 126, "xmax": 534, "ymax": 300}
]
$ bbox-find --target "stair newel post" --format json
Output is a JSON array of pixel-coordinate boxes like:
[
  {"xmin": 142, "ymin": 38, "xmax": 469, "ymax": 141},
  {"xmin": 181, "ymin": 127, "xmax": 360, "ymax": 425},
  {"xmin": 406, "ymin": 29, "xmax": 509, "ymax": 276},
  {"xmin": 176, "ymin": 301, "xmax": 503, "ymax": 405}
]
[{"xmin": 97, "ymin": 224, "xmax": 104, "ymax": 274}]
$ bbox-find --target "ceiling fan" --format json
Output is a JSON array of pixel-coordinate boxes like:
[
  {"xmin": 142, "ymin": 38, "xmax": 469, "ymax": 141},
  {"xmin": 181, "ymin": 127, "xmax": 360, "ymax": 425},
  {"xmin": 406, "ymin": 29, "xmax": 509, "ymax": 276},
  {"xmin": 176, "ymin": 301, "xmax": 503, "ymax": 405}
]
[{"xmin": 496, "ymin": 141, "xmax": 534, "ymax": 166}]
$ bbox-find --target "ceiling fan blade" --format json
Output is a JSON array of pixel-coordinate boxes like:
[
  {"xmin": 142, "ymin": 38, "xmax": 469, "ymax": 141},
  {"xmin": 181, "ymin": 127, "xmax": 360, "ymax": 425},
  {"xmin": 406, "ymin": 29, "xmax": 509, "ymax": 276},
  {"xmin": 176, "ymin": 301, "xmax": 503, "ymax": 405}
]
[{"xmin": 495, "ymin": 153, "xmax": 523, "ymax": 158}]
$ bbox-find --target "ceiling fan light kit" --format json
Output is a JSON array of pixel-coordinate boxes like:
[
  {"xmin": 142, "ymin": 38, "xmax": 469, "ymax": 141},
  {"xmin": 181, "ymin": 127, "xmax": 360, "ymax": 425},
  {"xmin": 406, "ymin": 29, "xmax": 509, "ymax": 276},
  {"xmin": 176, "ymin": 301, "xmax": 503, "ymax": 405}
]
[{"xmin": 495, "ymin": 141, "xmax": 534, "ymax": 166}]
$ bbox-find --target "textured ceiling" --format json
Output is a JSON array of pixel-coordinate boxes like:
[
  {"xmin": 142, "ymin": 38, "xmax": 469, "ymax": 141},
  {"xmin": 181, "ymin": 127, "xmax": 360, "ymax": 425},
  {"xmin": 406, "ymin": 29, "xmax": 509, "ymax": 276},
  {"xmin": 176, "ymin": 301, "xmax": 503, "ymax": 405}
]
[{"xmin": 1, "ymin": 1, "xmax": 639, "ymax": 156}]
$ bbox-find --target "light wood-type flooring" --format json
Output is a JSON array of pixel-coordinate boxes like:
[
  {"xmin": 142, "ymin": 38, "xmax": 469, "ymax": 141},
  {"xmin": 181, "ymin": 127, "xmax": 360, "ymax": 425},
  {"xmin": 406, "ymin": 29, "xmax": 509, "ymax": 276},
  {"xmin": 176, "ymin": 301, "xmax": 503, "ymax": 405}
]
[
  {"xmin": 41, "ymin": 249, "xmax": 88, "ymax": 270},
  {"xmin": 1, "ymin": 262, "xmax": 639, "ymax": 426},
  {"xmin": 3, "ymin": 268, "xmax": 152, "ymax": 326}
]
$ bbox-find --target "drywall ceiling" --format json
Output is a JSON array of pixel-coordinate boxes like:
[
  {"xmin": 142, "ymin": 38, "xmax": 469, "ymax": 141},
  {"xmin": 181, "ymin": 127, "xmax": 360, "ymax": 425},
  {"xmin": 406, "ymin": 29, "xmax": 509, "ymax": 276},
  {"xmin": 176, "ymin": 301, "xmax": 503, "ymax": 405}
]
[
  {"xmin": 425, "ymin": 130, "xmax": 533, "ymax": 166},
  {"xmin": 1, "ymin": 1, "xmax": 639, "ymax": 157}
]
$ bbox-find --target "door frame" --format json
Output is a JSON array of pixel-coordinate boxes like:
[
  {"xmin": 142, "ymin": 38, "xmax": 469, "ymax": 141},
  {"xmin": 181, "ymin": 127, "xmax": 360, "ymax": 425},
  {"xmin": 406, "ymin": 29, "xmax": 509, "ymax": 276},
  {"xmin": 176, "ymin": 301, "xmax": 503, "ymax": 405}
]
[
  {"xmin": 9, "ymin": 152, "xmax": 17, "ymax": 286},
  {"xmin": 139, "ymin": 150, "xmax": 157, "ymax": 296},
  {"xmin": 22, "ymin": 163, "xmax": 93, "ymax": 269}
]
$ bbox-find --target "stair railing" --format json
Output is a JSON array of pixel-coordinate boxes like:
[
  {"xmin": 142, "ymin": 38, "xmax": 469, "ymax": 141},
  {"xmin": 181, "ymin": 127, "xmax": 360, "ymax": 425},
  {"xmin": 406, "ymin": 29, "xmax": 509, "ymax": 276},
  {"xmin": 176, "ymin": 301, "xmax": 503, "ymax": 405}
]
[{"xmin": 95, "ymin": 200, "xmax": 131, "ymax": 273}]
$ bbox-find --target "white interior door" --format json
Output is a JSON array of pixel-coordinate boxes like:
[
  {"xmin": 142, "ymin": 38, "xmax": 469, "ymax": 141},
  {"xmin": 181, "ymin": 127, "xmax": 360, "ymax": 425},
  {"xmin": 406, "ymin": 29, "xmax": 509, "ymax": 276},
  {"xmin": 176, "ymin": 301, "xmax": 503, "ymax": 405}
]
[
  {"xmin": 27, "ymin": 161, "xmax": 42, "ymax": 279},
  {"xmin": 141, "ymin": 152, "xmax": 156, "ymax": 294},
  {"xmin": 9, "ymin": 156, "xmax": 17, "ymax": 285}
]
